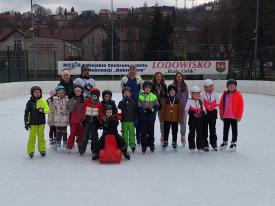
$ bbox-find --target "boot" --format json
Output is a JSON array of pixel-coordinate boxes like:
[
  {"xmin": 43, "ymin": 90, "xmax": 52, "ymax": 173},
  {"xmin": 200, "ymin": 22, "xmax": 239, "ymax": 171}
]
[
  {"xmin": 123, "ymin": 152, "xmax": 131, "ymax": 160},
  {"xmin": 92, "ymin": 153, "xmax": 99, "ymax": 160}
]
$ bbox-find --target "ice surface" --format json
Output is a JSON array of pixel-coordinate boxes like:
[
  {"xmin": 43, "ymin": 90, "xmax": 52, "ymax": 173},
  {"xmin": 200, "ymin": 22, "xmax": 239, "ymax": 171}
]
[{"xmin": 0, "ymin": 93, "xmax": 275, "ymax": 206}]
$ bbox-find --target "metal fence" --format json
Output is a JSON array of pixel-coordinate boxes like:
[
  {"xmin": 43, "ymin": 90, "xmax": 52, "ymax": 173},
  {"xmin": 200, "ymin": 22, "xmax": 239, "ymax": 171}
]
[{"xmin": 0, "ymin": 48, "xmax": 274, "ymax": 83}]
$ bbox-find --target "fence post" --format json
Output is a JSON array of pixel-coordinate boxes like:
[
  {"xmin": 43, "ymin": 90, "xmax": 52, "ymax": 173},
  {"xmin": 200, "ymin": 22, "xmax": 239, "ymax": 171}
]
[
  {"xmin": 54, "ymin": 50, "xmax": 57, "ymax": 80},
  {"xmin": 7, "ymin": 46, "xmax": 10, "ymax": 82}
]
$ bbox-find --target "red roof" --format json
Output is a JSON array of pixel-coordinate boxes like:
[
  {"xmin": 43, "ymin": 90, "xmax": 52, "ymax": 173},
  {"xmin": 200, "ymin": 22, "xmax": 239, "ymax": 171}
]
[
  {"xmin": 0, "ymin": 28, "xmax": 25, "ymax": 41},
  {"xmin": 23, "ymin": 27, "xmax": 92, "ymax": 42},
  {"xmin": 23, "ymin": 25, "xmax": 106, "ymax": 42}
]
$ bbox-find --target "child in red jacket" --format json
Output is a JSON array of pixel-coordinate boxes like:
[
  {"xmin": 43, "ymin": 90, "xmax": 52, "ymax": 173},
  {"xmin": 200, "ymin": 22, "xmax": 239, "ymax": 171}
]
[
  {"xmin": 219, "ymin": 79, "xmax": 244, "ymax": 152},
  {"xmin": 66, "ymin": 86, "xmax": 84, "ymax": 152},
  {"xmin": 78, "ymin": 87, "xmax": 103, "ymax": 155}
]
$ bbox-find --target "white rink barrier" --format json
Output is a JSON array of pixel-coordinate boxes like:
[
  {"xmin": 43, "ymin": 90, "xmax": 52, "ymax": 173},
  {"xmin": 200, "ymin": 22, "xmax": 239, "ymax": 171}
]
[{"xmin": 0, "ymin": 80, "xmax": 275, "ymax": 100}]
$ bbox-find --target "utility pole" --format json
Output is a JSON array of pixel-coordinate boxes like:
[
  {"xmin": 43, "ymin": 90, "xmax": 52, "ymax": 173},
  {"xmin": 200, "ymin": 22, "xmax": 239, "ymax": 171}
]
[
  {"xmin": 31, "ymin": 0, "xmax": 36, "ymax": 80},
  {"xmin": 190, "ymin": 0, "xmax": 197, "ymax": 8},
  {"xmin": 111, "ymin": 0, "xmax": 114, "ymax": 61},
  {"xmin": 254, "ymin": 0, "xmax": 260, "ymax": 79}
]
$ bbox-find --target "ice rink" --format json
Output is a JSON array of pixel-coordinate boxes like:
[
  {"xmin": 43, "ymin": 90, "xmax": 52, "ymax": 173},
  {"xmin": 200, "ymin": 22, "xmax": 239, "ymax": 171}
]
[{"xmin": 0, "ymin": 93, "xmax": 275, "ymax": 206}]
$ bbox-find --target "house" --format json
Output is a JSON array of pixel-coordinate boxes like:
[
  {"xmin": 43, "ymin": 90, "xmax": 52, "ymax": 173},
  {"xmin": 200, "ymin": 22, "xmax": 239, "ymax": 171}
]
[
  {"xmin": 115, "ymin": 8, "xmax": 129, "ymax": 20},
  {"xmin": 99, "ymin": 9, "xmax": 111, "ymax": 19},
  {"xmin": 81, "ymin": 25, "xmax": 108, "ymax": 61},
  {"xmin": 0, "ymin": 28, "xmax": 26, "ymax": 50}
]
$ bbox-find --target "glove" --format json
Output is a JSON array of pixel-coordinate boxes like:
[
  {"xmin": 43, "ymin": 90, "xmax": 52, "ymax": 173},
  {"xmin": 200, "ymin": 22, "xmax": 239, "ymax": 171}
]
[
  {"xmin": 144, "ymin": 108, "xmax": 153, "ymax": 115},
  {"xmin": 25, "ymin": 123, "xmax": 30, "ymax": 130},
  {"xmin": 80, "ymin": 119, "xmax": 86, "ymax": 128}
]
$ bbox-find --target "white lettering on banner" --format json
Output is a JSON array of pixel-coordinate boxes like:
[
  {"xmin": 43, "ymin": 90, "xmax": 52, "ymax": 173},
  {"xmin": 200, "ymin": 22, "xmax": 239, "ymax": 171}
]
[{"xmin": 57, "ymin": 61, "xmax": 228, "ymax": 75}]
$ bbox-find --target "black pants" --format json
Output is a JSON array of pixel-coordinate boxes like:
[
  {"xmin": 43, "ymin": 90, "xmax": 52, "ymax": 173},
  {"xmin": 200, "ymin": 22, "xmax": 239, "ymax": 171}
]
[
  {"xmin": 135, "ymin": 119, "xmax": 141, "ymax": 144},
  {"xmin": 96, "ymin": 132, "xmax": 127, "ymax": 154},
  {"xmin": 49, "ymin": 126, "xmax": 56, "ymax": 139},
  {"xmin": 56, "ymin": 126, "xmax": 67, "ymax": 143},
  {"xmin": 164, "ymin": 121, "xmax": 178, "ymax": 143},
  {"xmin": 188, "ymin": 116, "xmax": 204, "ymax": 150},
  {"xmin": 223, "ymin": 118, "xmax": 238, "ymax": 143},
  {"xmin": 203, "ymin": 110, "xmax": 218, "ymax": 148},
  {"xmin": 79, "ymin": 120, "xmax": 99, "ymax": 154},
  {"xmin": 140, "ymin": 120, "xmax": 155, "ymax": 148}
]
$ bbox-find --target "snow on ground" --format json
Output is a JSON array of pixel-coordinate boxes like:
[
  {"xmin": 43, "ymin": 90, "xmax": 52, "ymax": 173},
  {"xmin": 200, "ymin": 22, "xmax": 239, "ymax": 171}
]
[{"xmin": 0, "ymin": 93, "xmax": 275, "ymax": 206}]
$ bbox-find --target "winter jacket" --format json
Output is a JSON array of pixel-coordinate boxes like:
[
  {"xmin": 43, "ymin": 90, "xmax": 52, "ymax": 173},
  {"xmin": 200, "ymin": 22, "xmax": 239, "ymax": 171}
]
[
  {"xmin": 52, "ymin": 95, "xmax": 70, "ymax": 127},
  {"xmin": 138, "ymin": 92, "xmax": 159, "ymax": 121},
  {"xmin": 102, "ymin": 115, "xmax": 119, "ymax": 135},
  {"xmin": 74, "ymin": 75, "xmax": 96, "ymax": 98},
  {"xmin": 58, "ymin": 79, "xmax": 74, "ymax": 99},
  {"xmin": 160, "ymin": 96, "xmax": 182, "ymax": 122},
  {"xmin": 118, "ymin": 97, "xmax": 137, "ymax": 122},
  {"xmin": 121, "ymin": 75, "xmax": 143, "ymax": 102},
  {"xmin": 24, "ymin": 96, "xmax": 49, "ymax": 126},
  {"xmin": 203, "ymin": 91, "xmax": 220, "ymax": 112},
  {"xmin": 151, "ymin": 84, "xmax": 167, "ymax": 109},
  {"xmin": 67, "ymin": 96, "xmax": 84, "ymax": 124},
  {"xmin": 47, "ymin": 96, "xmax": 55, "ymax": 126},
  {"xmin": 81, "ymin": 98, "xmax": 103, "ymax": 124},
  {"xmin": 220, "ymin": 90, "xmax": 244, "ymax": 119},
  {"xmin": 185, "ymin": 98, "xmax": 205, "ymax": 119},
  {"xmin": 101, "ymin": 99, "xmax": 118, "ymax": 115},
  {"xmin": 176, "ymin": 85, "xmax": 189, "ymax": 109}
]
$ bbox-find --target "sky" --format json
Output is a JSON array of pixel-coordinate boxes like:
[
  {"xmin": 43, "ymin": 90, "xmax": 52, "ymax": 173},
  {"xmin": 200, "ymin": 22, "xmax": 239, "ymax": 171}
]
[{"xmin": 0, "ymin": 0, "xmax": 212, "ymax": 13}]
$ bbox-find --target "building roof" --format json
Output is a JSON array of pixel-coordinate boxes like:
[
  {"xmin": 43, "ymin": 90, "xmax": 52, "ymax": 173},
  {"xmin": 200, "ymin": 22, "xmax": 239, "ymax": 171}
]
[
  {"xmin": 24, "ymin": 25, "xmax": 107, "ymax": 42},
  {"xmin": 0, "ymin": 28, "xmax": 26, "ymax": 42}
]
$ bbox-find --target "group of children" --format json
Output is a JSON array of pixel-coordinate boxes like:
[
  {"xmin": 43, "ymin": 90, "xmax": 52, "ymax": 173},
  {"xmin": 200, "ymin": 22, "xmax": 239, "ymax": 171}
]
[{"xmin": 24, "ymin": 78, "xmax": 244, "ymax": 160}]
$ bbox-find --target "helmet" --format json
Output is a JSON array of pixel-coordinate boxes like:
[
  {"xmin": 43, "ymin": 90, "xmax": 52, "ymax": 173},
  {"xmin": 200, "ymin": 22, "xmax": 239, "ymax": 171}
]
[
  {"xmin": 226, "ymin": 79, "xmax": 237, "ymax": 87},
  {"xmin": 55, "ymin": 85, "xmax": 65, "ymax": 92},
  {"xmin": 30, "ymin": 86, "xmax": 42, "ymax": 96},
  {"xmin": 122, "ymin": 87, "xmax": 132, "ymax": 94},
  {"xmin": 142, "ymin": 80, "xmax": 153, "ymax": 90},
  {"xmin": 102, "ymin": 90, "xmax": 112, "ymax": 98},
  {"xmin": 167, "ymin": 84, "xmax": 177, "ymax": 94},
  {"xmin": 90, "ymin": 87, "xmax": 100, "ymax": 98},
  {"xmin": 204, "ymin": 79, "xmax": 214, "ymax": 87},
  {"xmin": 104, "ymin": 105, "xmax": 113, "ymax": 112},
  {"xmin": 190, "ymin": 86, "xmax": 201, "ymax": 93}
]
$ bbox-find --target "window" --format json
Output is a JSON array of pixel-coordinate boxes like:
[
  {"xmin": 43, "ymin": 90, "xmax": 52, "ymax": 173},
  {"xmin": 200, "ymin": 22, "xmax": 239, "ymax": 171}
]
[{"xmin": 14, "ymin": 33, "xmax": 22, "ymax": 50}]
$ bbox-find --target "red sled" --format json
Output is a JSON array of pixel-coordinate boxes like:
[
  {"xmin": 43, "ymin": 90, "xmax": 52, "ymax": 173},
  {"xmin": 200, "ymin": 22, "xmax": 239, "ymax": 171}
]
[{"xmin": 99, "ymin": 134, "xmax": 122, "ymax": 163}]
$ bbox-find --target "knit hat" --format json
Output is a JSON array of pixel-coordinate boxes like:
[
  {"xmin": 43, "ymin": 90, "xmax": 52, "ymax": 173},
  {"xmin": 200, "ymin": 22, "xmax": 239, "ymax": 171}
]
[
  {"xmin": 62, "ymin": 69, "xmax": 70, "ymax": 78},
  {"xmin": 55, "ymin": 85, "xmax": 65, "ymax": 92},
  {"xmin": 167, "ymin": 84, "xmax": 177, "ymax": 94},
  {"xmin": 226, "ymin": 79, "xmax": 237, "ymax": 87},
  {"xmin": 81, "ymin": 65, "xmax": 90, "ymax": 73},
  {"xmin": 90, "ymin": 87, "xmax": 100, "ymax": 98}
]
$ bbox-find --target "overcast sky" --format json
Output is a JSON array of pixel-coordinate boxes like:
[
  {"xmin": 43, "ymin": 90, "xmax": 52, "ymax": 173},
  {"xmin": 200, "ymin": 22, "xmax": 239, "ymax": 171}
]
[{"xmin": 0, "ymin": 0, "xmax": 212, "ymax": 13}]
